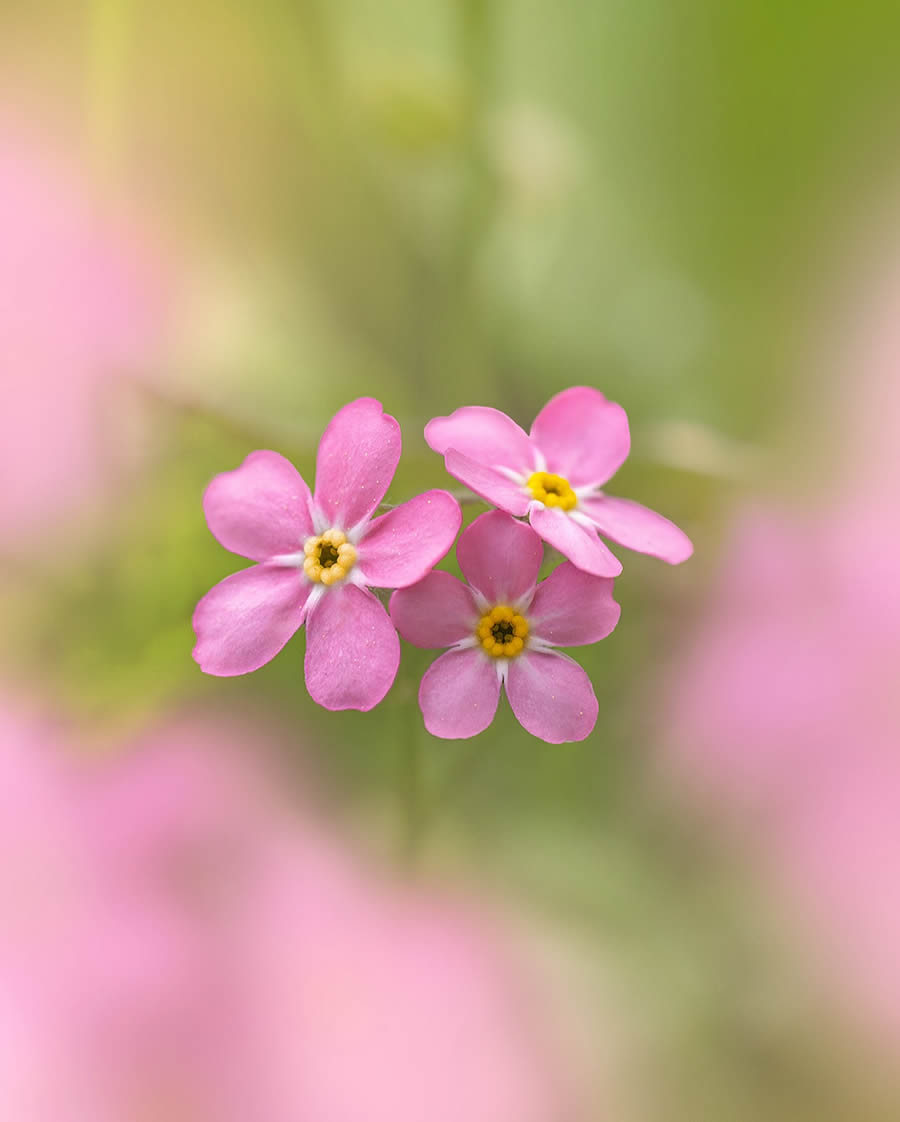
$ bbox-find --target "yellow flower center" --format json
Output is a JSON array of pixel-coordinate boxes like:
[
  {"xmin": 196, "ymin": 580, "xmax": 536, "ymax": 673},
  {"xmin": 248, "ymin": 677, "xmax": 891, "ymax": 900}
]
[
  {"xmin": 476, "ymin": 604, "xmax": 529, "ymax": 659},
  {"xmin": 302, "ymin": 529, "xmax": 358, "ymax": 586},
  {"xmin": 526, "ymin": 471, "xmax": 576, "ymax": 511}
]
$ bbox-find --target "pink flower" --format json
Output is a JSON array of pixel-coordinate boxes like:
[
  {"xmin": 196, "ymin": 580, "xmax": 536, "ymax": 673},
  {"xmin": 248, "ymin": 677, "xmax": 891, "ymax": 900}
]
[
  {"xmin": 661, "ymin": 502, "xmax": 900, "ymax": 1054},
  {"xmin": 656, "ymin": 223, "xmax": 900, "ymax": 1060},
  {"xmin": 425, "ymin": 386, "xmax": 693, "ymax": 576},
  {"xmin": 193, "ymin": 397, "xmax": 462, "ymax": 711},
  {"xmin": 0, "ymin": 696, "xmax": 578, "ymax": 1120},
  {"xmin": 390, "ymin": 510, "xmax": 620, "ymax": 742},
  {"xmin": 248, "ymin": 840, "xmax": 577, "ymax": 1122},
  {"xmin": 0, "ymin": 120, "xmax": 167, "ymax": 546}
]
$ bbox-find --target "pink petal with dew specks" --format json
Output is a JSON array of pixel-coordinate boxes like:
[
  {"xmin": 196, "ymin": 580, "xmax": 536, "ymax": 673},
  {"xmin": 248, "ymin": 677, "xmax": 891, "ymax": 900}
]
[
  {"xmin": 418, "ymin": 648, "xmax": 501, "ymax": 739},
  {"xmin": 506, "ymin": 651, "xmax": 598, "ymax": 743},
  {"xmin": 530, "ymin": 387, "xmax": 630, "ymax": 488},
  {"xmin": 529, "ymin": 563, "xmax": 621, "ymax": 647},
  {"xmin": 443, "ymin": 449, "xmax": 531, "ymax": 516},
  {"xmin": 390, "ymin": 572, "xmax": 479, "ymax": 649},
  {"xmin": 304, "ymin": 584, "xmax": 400, "ymax": 711},
  {"xmin": 457, "ymin": 510, "xmax": 544, "ymax": 605},
  {"xmin": 425, "ymin": 405, "xmax": 536, "ymax": 474},
  {"xmin": 314, "ymin": 398, "xmax": 401, "ymax": 529},
  {"xmin": 528, "ymin": 506, "xmax": 622, "ymax": 577},
  {"xmin": 203, "ymin": 450, "xmax": 314, "ymax": 562},
  {"xmin": 192, "ymin": 565, "xmax": 309, "ymax": 676},
  {"xmin": 358, "ymin": 490, "xmax": 461, "ymax": 589},
  {"xmin": 579, "ymin": 494, "xmax": 693, "ymax": 564}
]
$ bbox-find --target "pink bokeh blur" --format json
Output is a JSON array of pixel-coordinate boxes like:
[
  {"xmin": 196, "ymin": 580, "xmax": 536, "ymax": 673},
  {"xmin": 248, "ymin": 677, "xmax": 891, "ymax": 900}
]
[
  {"xmin": 660, "ymin": 217, "xmax": 900, "ymax": 1059},
  {"xmin": 0, "ymin": 117, "xmax": 168, "ymax": 547},
  {"xmin": 0, "ymin": 695, "xmax": 574, "ymax": 1122}
]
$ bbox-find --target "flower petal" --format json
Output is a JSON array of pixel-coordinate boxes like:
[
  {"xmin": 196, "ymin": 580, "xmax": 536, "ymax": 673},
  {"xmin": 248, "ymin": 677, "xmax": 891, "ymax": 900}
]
[
  {"xmin": 529, "ymin": 563, "xmax": 621, "ymax": 647},
  {"xmin": 304, "ymin": 584, "xmax": 399, "ymax": 711},
  {"xmin": 506, "ymin": 651, "xmax": 598, "ymax": 743},
  {"xmin": 457, "ymin": 510, "xmax": 544, "ymax": 604},
  {"xmin": 192, "ymin": 565, "xmax": 308, "ymax": 676},
  {"xmin": 443, "ymin": 449, "xmax": 531, "ymax": 516},
  {"xmin": 529, "ymin": 506, "xmax": 622, "ymax": 577},
  {"xmin": 530, "ymin": 386, "xmax": 630, "ymax": 487},
  {"xmin": 358, "ymin": 490, "xmax": 462, "ymax": 589},
  {"xmin": 314, "ymin": 397, "xmax": 401, "ymax": 529},
  {"xmin": 425, "ymin": 405, "xmax": 536, "ymax": 474},
  {"xmin": 579, "ymin": 494, "xmax": 694, "ymax": 564},
  {"xmin": 418, "ymin": 648, "xmax": 500, "ymax": 739},
  {"xmin": 203, "ymin": 450, "xmax": 314, "ymax": 561},
  {"xmin": 390, "ymin": 571, "xmax": 478, "ymax": 648}
]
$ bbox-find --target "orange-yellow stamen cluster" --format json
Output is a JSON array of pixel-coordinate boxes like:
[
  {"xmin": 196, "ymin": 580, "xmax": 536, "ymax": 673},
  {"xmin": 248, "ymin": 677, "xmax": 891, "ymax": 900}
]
[
  {"xmin": 477, "ymin": 604, "xmax": 529, "ymax": 659},
  {"xmin": 526, "ymin": 471, "xmax": 576, "ymax": 511},
  {"xmin": 303, "ymin": 529, "xmax": 357, "ymax": 586}
]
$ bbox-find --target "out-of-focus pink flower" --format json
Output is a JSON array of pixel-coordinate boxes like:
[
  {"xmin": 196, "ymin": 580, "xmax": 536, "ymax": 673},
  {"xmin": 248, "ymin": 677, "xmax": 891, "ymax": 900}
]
[
  {"xmin": 661, "ymin": 259, "xmax": 900, "ymax": 1057},
  {"xmin": 0, "ymin": 121, "xmax": 166, "ymax": 545},
  {"xmin": 659, "ymin": 218, "xmax": 900, "ymax": 1057},
  {"xmin": 0, "ymin": 699, "xmax": 573, "ymax": 1121},
  {"xmin": 391, "ymin": 510, "xmax": 620, "ymax": 741},
  {"xmin": 0, "ymin": 698, "xmax": 99, "ymax": 1121},
  {"xmin": 661, "ymin": 500, "xmax": 900, "ymax": 1052},
  {"xmin": 193, "ymin": 397, "xmax": 462, "ymax": 710},
  {"xmin": 244, "ymin": 815, "xmax": 573, "ymax": 1122},
  {"xmin": 426, "ymin": 386, "xmax": 693, "ymax": 577}
]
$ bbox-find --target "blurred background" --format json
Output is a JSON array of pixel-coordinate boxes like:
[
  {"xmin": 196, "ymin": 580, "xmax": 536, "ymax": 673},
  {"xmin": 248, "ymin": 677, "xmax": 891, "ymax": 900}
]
[{"xmin": 2, "ymin": 1, "xmax": 900, "ymax": 1118}]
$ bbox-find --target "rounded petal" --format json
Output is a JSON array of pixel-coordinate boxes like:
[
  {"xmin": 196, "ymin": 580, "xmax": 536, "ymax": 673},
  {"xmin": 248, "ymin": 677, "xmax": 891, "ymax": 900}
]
[
  {"xmin": 358, "ymin": 490, "xmax": 462, "ymax": 589},
  {"xmin": 425, "ymin": 405, "xmax": 536, "ymax": 474},
  {"xmin": 457, "ymin": 510, "xmax": 544, "ymax": 604},
  {"xmin": 506, "ymin": 651, "xmax": 598, "ymax": 743},
  {"xmin": 529, "ymin": 506, "xmax": 622, "ymax": 577},
  {"xmin": 203, "ymin": 450, "xmax": 314, "ymax": 561},
  {"xmin": 390, "ymin": 571, "xmax": 478, "ymax": 648},
  {"xmin": 530, "ymin": 386, "xmax": 630, "ymax": 487},
  {"xmin": 192, "ymin": 565, "xmax": 308, "ymax": 676},
  {"xmin": 304, "ymin": 584, "xmax": 399, "ymax": 711},
  {"xmin": 418, "ymin": 648, "xmax": 500, "ymax": 739},
  {"xmin": 444, "ymin": 449, "xmax": 531, "ymax": 516},
  {"xmin": 314, "ymin": 397, "xmax": 401, "ymax": 529},
  {"xmin": 579, "ymin": 494, "xmax": 694, "ymax": 564},
  {"xmin": 529, "ymin": 563, "xmax": 621, "ymax": 647}
]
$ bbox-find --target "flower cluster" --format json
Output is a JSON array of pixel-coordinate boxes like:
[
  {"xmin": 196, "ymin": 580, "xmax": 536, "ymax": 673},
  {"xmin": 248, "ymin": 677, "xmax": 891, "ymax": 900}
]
[{"xmin": 193, "ymin": 389, "xmax": 692, "ymax": 741}]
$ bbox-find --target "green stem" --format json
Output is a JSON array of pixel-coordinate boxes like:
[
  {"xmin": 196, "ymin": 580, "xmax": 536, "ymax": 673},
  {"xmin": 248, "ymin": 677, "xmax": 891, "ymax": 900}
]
[
  {"xmin": 402, "ymin": 719, "xmax": 425, "ymax": 861},
  {"xmin": 432, "ymin": 735, "xmax": 485, "ymax": 817},
  {"xmin": 86, "ymin": 0, "xmax": 133, "ymax": 177},
  {"xmin": 380, "ymin": 488, "xmax": 484, "ymax": 512},
  {"xmin": 451, "ymin": 0, "xmax": 495, "ymax": 284},
  {"xmin": 458, "ymin": 0, "xmax": 492, "ymax": 99},
  {"xmin": 399, "ymin": 727, "xmax": 490, "ymax": 862}
]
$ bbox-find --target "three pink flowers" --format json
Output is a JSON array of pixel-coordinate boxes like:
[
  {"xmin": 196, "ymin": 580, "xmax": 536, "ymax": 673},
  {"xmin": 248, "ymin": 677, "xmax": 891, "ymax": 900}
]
[{"xmin": 193, "ymin": 389, "xmax": 692, "ymax": 742}]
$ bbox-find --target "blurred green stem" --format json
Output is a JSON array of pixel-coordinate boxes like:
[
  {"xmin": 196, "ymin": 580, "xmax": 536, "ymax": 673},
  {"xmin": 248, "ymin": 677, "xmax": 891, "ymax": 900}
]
[
  {"xmin": 86, "ymin": 0, "xmax": 133, "ymax": 177},
  {"xmin": 459, "ymin": 0, "xmax": 492, "ymax": 96},
  {"xmin": 380, "ymin": 488, "xmax": 483, "ymax": 512},
  {"xmin": 420, "ymin": 0, "xmax": 496, "ymax": 394},
  {"xmin": 400, "ymin": 727, "xmax": 489, "ymax": 862},
  {"xmin": 267, "ymin": 0, "xmax": 340, "ymax": 131},
  {"xmin": 402, "ymin": 719, "xmax": 425, "ymax": 861},
  {"xmin": 453, "ymin": 0, "xmax": 495, "ymax": 279},
  {"xmin": 432, "ymin": 736, "xmax": 485, "ymax": 817}
]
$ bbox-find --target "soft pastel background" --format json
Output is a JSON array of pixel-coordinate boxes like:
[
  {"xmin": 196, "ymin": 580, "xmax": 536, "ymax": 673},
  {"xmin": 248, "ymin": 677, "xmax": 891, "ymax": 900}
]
[{"xmin": 2, "ymin": 2, "xmax": 900, "ymax": 1119}]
